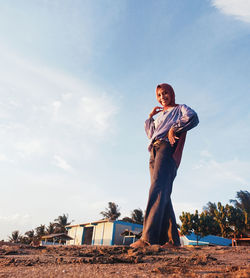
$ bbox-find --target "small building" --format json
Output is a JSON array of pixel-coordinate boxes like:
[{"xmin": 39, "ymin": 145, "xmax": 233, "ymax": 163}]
[
  {"xmin": 121, "ymin": 229, "xmax": 142, "ymax": 245},
  {"xmin": 180, "ymin": 233, "xmax": 231, "ymax": 246},
  {"xmin": 40, "ymin": 233, "xmax": 73, "ymax": 246},
  {"xmin": 66, "ymin": 219, "xmax": 143, "ymax": 246}
]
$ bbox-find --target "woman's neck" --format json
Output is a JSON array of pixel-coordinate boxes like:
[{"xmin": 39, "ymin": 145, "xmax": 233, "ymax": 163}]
[{"xmin": 163, "ymin": 105, "xmax": 176, "ymax": 111}]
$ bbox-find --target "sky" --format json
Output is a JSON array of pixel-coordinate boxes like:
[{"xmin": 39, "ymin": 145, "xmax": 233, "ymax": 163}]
[{"xmin": 0, "ymin": 0, "xmax": 250, "ymax": 240}]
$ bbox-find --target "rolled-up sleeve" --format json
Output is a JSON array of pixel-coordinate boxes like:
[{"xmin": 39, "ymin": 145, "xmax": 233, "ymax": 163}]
[
  {"xmin": 172, "ymin": 104, "xmax": 199, "ymax": 133},
  {"xmin": 145, "ymin": 117, "xmax": 155, "ymax": 139}
]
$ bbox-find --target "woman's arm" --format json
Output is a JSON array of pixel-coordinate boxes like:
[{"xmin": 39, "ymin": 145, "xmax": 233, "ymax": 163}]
[
  {"xmin": 167, "ymin": 105, "xmax": 198, "ymax": 146},
  {"xmin": 171, "ymin": 104, "xmax": 199, "ymax": 133},
  {"xmin": 145, "ymin": 118, "xmax": 155, "ymax": 139},
  {"xmin": 144, "ymin": 106, "xmax": 163, "ymax": 139}
]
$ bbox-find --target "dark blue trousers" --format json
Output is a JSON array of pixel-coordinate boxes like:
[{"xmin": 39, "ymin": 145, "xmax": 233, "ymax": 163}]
[{"xmin": 142, "ymin": 141, "xmax": 180, "ymax": 246}]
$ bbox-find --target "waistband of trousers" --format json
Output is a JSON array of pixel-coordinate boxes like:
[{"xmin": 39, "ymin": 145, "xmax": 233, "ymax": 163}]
[{"xmin": 152, "ymin": 139, "xmax": 164, "ymax": 147}]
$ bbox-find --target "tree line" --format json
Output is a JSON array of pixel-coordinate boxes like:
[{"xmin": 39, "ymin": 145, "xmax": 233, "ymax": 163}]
[
  {"xmin": 101, "ymin": 191, "xmax": 250, "ymax": 243},
  {"xmin": 8, "ymin": 214, "xmax": 71, "ymax": 244},
  {"xmin": 7, "ymin": 190, "xmax": 249, "ymax": 245},
  {"xmin": 179, "ymin": 190, "xmax": 250, "ymax": 244},
  {"xmin": 7, "ymin": 205, "xmax": 144, "ymax": 244},
  {"xmin": 99, "ymin": 191, "xmax": 250, "ymax": 244},
  {"xmin": 100, "ymin": 202, "xmax": 144, "ymax": 224}
]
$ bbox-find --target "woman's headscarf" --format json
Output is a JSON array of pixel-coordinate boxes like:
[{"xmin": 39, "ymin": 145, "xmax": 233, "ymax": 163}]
[{"xmin": 156, "ymin": 83, "xmax": 176, "ymax": 106}]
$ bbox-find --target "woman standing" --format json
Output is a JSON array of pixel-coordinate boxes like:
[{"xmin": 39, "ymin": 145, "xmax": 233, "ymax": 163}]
[{"xmin": 131, "ymin": 83, "xmax": 199, "ymax": 248}]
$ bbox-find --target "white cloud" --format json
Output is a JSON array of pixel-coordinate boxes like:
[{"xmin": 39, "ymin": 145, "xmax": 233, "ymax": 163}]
[
  {"xmin": 0, "ymin": 213, "xmax": 32, "ymax": 239},
  {"xmin": 0, "ymin": 44, "xmax": 118, "ymax": 136},
  {"xmin": 0, "ymin": 44, "xmax": 119, "ymax": 164},
  {"xmin": 51, "ymin": 93, "xmax": 118, "ymax": 134},
  {"xmin": 200, "ymin": 150, "xmax": 213, "ymax": 158},
  {"xmin": 52, "ymin": 100, "xmax": 61, "ymax": 115},
  {"xmin": 0, "ymin": 213, "xmax": 31, "ymax": 223},
  {"xmin": 0, "ymin": 153, "xmax": 7, "ymax": 161},
  {"xmin": 15, "ymin": 140, "xmax": 45, "ymax": 157},
  {"xmin": 193, "ymin": 156, "xmax": 249, "ymax": 185},
  {"xmin": 211, "ymin": 0, "xmax": 250, "ymax": 23},
  {"xmin": 194, "ymin": 151, "xmax": 248, "ymax": 186},
  {"xmin": 174, "ymin": 151, "xmax": 250, "ymax": 215},
  {"xmin": 53, "ymin": 155, "xmax": 72, "ymax": 171},
  {"xmin": 0, "ymin": 153, "xmax": 14, "ymax": 163},
  {"xmin": 80, "ymin": 96, "xmax": 118, "ymax": 133},
  {"xmin": 174, "ymin": 202, "xmax": 203, "ymax": 222}
]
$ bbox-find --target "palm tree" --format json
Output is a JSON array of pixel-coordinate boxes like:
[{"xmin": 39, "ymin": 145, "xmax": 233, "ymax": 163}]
[
  {"xmin": 131, "ymin": 208, "xmax": 144, "ymax": 224},
  {"xmin": 54, "ymin": 214, "xmax": 71, "ymax": 233},
  {"xmin": 203, "ymin": 201, "xmax": 217, "ymax": 217},
  {"xmin": 24, "ymin": 230, "xmax": 35, "ymax": 244},
  {"xmin": 8, "ymin": 230, "xmax": 21, "ymax": 243},
  {"xmin": 121, "ymin": 216, "xmax": 133, "ymax": 223},
  {"xmin": 35, "ymin": 224, "xmax": 46, "ymax": 238},
  {"xmin": 230, "ymin": 190, "xmax": 250, "ymax": 214},
  {"xmin": 46, "ymin": 222, "xmax": 56, "ymax": 234},
  {"xmin": 230, "ymin": 190, "xmax": 250, "ymax": 233},
  {"xmin": 100, "ymin": 202, "xmax": 121, "ymax": 220}
]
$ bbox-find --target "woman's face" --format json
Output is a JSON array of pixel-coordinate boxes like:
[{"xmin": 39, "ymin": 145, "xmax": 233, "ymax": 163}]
[{"xmin": 157, "ymin": 88, "xmax": 172, "ymax": 107}]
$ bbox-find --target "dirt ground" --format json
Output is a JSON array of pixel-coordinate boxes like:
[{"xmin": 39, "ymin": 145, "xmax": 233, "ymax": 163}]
[{"xmin": 0, "ymin": 242, "xmax": 249, "ymax": 278}]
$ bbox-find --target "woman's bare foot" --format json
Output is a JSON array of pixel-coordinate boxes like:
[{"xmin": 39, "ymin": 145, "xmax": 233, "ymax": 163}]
[
  {"xmin": 130, "ymin": 239, "xmax": 150, "ymax": 248},
  {"xmin": 161, "ymin": 242, "xmax": 180, "ymax": 249}
]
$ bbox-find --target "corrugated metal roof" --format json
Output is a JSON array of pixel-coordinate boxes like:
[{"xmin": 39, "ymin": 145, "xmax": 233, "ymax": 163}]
[
  {"xmin": 66, "ymin": 219, "xmax": 113, "ymax": 228},
  {"xmin": 66, "ymin": 219, "xmax": 143, "ymax": 229},
  {"xmin": 41, "ymin": 233, "xmax": 73, "ymax": 240},
  {"xmin": 182, "ymin": 233, "xmax": 231, "ymax": 246}
]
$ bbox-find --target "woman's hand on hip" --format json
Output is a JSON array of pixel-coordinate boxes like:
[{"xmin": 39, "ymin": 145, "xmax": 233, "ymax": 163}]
[
  {"xmin": 149, "ymin": 106, "xmax": 163, "ymax": 118},
  {"xmin": 168, "ymin": 127, "xmax": 179, "ymax": 146}
]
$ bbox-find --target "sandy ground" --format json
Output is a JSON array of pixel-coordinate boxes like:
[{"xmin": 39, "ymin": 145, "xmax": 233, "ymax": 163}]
[{"xmin": 0, "ymin": 242, "xmax": 249, "ymax": 278}]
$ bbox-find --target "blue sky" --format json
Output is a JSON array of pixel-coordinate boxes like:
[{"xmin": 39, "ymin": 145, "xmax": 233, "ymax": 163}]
[{"xmin": 0, "ymin": 0, "xmax": 250, "ymax": 239}]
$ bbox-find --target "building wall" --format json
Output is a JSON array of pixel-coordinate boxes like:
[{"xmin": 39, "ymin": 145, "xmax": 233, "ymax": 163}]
[
  {"xmin": 113, "ymin": 221, "xmax": 143, "ymax": 245},
  {"xmin": 67, "ymin": 226, "xmax": 84, "ymax": 245},
  {"xmin": 66, "ymin": 221, "xmax": 143, "ymax": 246},
  {"xmin": 180, "ymin": 236, "xmax": 189, "ymax": 246},
  {"xmin": 92, "ymin": 222, "xmax": 114, "ymax": 245},
  {"xmin": 92, "ymin": 223, "xmax": 103, "ymax": 245},
  {"xmin": 102, "ymin": 222, "xmax": 114, "ymax": 245}
]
